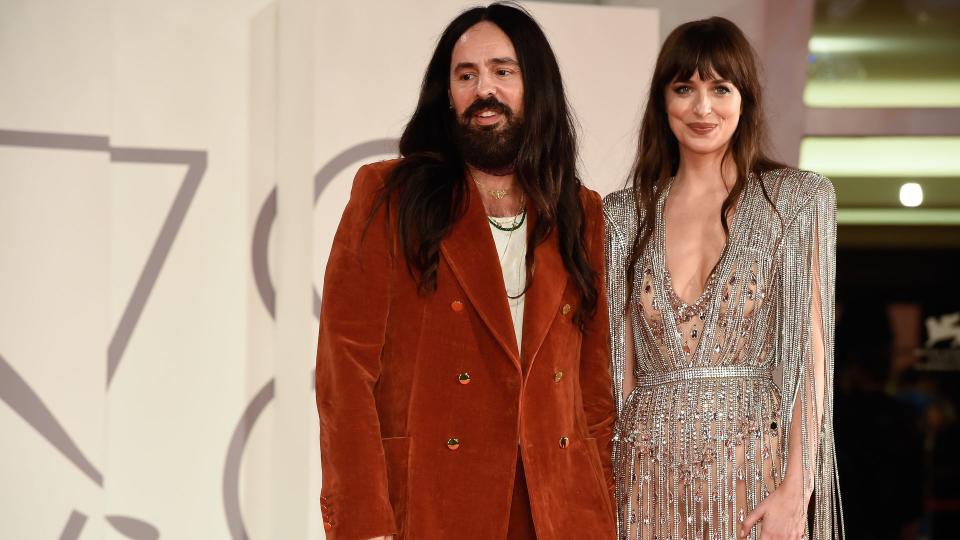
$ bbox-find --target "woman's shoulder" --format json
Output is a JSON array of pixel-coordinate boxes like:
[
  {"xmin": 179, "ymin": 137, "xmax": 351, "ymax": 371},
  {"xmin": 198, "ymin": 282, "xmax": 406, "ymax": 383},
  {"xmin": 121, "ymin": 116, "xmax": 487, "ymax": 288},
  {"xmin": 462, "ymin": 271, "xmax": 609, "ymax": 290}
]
[
  {"xmin": 603, "ymin": 186, "xmax": 643, "ymax": 250},
  {"xmin": 602, "ymin": 186, "xmax": 633, "ymax": 211},
  {"xmin": 602, "ymin": 187, "xmax": 639, "ymax": 222},
  {"xmin": 757, "ymin": 167, "xmax": 835, "ymax": 216}
]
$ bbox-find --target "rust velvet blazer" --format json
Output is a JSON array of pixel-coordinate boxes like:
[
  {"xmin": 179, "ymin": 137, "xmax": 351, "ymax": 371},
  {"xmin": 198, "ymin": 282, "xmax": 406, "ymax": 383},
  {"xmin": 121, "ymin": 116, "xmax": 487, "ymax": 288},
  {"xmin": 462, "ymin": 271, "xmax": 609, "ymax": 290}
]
[{"xmin": 315, "ymin": 159, "xmax": 617, "ymax": 539}]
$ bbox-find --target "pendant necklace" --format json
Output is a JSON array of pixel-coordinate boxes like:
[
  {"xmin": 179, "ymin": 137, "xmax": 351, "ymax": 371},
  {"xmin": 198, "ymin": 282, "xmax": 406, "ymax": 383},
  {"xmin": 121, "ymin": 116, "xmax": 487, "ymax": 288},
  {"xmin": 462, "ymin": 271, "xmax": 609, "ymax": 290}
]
[{"xmin": 469, "ymin": 167, "xmax": 511, "ymax": 200}]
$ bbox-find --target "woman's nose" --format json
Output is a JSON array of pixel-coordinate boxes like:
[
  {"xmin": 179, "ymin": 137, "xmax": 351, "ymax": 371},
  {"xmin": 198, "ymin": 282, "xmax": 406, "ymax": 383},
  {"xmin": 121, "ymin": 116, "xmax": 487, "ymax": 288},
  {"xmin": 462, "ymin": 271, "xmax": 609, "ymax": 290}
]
[{"xmin": 693, "ymin": 93, "xmax": 712, "ymax": 116}]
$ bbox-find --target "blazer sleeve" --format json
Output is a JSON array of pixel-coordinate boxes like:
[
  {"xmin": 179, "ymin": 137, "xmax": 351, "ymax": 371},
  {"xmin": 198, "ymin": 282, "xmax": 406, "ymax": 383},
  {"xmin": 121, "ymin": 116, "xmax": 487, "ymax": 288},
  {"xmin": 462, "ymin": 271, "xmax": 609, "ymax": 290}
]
[
  {"xmin": 579, "ymin": 188, "xmax": 617, "ymax": 493},
  {"xmin": 315, "ymin": 163, "xmax": 397, "ymax": 539}
]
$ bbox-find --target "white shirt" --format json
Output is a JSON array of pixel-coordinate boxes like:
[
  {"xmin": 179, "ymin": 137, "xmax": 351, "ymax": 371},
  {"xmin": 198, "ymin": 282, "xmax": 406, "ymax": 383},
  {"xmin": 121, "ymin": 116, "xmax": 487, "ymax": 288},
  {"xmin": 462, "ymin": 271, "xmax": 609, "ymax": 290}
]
[{"xmin": 488, "ymin": 214, "xmax": 527, "ymax": 353}]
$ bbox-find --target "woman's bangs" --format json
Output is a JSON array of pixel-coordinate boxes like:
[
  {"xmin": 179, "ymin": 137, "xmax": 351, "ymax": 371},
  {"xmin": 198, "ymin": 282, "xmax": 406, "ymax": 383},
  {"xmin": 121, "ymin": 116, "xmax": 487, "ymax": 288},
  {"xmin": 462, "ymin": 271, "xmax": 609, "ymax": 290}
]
[{"xmin": 666, "ymin": 33, "xmax": 744, "ymax": 88}]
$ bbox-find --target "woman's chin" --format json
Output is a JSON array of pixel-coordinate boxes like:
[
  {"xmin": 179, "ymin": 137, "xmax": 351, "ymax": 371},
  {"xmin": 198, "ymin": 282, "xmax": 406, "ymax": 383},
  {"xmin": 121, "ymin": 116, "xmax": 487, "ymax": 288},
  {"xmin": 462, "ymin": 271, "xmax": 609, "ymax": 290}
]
[{"xmin": 680, "ymin": 140, "xmax": 729, "ymax": 156}]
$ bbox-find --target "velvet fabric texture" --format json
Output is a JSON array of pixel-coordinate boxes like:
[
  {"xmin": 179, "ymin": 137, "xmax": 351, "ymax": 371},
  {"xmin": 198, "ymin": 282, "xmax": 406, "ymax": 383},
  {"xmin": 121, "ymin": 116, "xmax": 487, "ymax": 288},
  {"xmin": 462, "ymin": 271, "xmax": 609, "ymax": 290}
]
[
  {"xmin": 315, "ymin": 159, "xmax": 617, "ymax": 539},
  {"xmin": 507, "ymin": 456, "xmax": 536, "ymax": 539}
]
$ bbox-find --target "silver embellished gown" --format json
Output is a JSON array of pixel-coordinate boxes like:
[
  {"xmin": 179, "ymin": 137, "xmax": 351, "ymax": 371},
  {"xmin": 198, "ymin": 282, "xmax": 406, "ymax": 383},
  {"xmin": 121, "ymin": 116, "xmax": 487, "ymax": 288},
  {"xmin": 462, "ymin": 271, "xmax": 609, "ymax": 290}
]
[{"xmin": 603, "ymin": 170, "xmax": 842, "ymax": 540}]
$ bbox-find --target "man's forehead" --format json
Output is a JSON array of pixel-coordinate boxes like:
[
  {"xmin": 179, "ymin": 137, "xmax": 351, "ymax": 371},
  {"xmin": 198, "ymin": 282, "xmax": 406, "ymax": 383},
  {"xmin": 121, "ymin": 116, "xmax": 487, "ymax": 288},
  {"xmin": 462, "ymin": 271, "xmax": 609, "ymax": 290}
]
[{"xmin": 452, "ymin": 22, "xmax": 517, "ymax": 63}]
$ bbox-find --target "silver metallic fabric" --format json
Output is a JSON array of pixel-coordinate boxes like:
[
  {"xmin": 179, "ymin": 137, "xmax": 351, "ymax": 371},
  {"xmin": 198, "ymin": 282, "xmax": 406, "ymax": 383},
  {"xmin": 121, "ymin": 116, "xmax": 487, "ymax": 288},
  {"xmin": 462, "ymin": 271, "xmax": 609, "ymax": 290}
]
[{"xmin": 604, "ymin": 169, "xmax": 843, "ymax": 540}]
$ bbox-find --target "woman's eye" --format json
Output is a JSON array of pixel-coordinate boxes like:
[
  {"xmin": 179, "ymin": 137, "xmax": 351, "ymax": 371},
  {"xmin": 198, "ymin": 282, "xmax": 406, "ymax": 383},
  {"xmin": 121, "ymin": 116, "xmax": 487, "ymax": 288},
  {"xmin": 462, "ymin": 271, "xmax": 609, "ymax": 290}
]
[
  {"xmin": 674, "ymin": 86, "xmax": 692, "ymax": 95},
  {"xmin": 714, "ymin": 86, "xmax": 732, "ymax": 95}
]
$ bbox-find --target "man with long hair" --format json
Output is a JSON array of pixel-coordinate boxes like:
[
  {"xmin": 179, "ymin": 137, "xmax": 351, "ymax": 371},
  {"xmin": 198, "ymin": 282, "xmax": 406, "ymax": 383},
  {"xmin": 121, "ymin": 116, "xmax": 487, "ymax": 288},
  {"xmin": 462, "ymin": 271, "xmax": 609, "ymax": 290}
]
[{"xmin": 315, "ymin": 3, "xmax": 616, "ymax": 539}]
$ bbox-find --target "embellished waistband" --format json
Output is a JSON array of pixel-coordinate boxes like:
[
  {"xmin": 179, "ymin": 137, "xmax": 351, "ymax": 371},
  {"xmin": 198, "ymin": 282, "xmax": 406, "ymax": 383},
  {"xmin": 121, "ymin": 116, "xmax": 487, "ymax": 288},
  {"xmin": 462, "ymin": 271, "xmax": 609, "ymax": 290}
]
[{"xmin": 635, "ymin": 366, "xmax": 772, "ymax": 386}]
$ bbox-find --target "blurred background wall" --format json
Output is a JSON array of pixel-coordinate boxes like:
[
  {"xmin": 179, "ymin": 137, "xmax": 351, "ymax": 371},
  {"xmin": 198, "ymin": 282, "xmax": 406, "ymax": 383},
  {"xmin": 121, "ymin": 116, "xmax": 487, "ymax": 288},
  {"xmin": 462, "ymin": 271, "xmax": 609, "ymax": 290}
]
[{"xmin": 2, "ymin": 0, "xmax": 958, "ymax": 539}]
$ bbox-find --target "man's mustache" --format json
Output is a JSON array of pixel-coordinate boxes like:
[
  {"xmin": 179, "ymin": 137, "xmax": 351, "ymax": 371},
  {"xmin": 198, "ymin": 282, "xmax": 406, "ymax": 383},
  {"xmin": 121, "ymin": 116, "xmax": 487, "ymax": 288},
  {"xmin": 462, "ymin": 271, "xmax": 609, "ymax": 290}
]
[{"xmin": 461, "ymin": 96, "xmax": 512, "ymax": 121}]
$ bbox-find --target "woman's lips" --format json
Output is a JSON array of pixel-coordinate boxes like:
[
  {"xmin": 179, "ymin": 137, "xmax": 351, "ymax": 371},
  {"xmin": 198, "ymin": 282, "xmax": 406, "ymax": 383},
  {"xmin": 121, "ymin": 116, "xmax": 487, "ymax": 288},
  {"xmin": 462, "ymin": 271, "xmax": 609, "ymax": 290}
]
[{"xmin": 688, "ymin": 122, "xmax": 718, "ymax": 135}]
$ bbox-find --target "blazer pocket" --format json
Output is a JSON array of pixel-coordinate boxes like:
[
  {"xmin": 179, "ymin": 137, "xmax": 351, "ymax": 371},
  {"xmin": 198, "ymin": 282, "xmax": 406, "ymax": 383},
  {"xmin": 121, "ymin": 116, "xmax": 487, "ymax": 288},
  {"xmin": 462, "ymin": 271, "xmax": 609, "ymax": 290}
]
[{"xmin": 382, "ymin": 436, "xmax": 411, "ymax": 535}]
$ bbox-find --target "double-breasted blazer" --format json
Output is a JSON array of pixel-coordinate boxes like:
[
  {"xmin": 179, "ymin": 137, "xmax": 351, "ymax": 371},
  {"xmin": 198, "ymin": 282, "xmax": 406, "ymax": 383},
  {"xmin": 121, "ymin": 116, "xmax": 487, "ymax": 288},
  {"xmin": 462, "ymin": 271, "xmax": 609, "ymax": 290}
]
[{"xmin": 315, "ymin": 159, "xmax": 616, "ymax": 539}]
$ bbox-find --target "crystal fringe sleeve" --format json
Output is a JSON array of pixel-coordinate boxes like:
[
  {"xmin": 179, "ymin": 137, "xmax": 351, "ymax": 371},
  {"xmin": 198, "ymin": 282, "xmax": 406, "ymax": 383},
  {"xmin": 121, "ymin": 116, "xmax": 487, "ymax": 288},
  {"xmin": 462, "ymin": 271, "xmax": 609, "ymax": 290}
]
[
  {"xmin": 603, "ymin": 188, "xmax": 641, "ymax": 537},
  {"xmin": 776, "ymin": 176, "xmax": 843, "ymax": 540},
  {"xmin": 604, "ymin": 190, "xmax": 636, "ymax": 422}
]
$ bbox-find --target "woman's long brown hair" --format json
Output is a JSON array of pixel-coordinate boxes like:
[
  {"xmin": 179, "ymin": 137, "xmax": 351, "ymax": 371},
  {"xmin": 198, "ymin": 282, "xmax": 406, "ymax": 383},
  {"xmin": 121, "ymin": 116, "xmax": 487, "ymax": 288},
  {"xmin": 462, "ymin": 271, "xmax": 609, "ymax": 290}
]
[{"xmin": 626, "ymin": 17, "xmax": 785, "ymax": 304}]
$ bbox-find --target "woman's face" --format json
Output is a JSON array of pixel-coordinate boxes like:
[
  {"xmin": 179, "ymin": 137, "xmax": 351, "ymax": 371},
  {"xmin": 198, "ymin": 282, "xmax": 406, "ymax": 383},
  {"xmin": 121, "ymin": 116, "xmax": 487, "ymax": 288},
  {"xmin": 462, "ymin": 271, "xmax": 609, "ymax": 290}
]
[{"xmin": 665, "ymin": 70, "xmax": 742, "ymax": 157}]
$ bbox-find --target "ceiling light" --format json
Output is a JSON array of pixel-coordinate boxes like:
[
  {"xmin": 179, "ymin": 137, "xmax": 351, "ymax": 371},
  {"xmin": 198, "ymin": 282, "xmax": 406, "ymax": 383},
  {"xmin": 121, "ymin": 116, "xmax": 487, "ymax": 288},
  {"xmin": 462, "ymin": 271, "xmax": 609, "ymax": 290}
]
[{"xmin": 899, "ymin": 182, "xmax": 923, "ymax": 207}]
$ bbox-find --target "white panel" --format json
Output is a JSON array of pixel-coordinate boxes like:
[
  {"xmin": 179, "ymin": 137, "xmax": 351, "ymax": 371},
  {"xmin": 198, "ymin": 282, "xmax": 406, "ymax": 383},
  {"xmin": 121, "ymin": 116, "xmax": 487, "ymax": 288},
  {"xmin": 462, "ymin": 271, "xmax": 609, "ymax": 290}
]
[
  {"xmin": 272, "ymin": 0, "xmax": 318, "ymax": 538},
  {"xmin": 244, "ymin": 4, "xmax": 281, "ymax": 540},
  {"xmin": 0, "ymin": 146, "xmax": 110, "ymax": 540},
  {"xmin": 0, "ymin": 1, "xmax": 112, "ymax": 538},
  {"xmin": 0, "ymin": 0, "xmax": 113, "ymax": 133},
  {"xmin": 105, "ymin": 0, "xmax": 274, "ymax": 538}
]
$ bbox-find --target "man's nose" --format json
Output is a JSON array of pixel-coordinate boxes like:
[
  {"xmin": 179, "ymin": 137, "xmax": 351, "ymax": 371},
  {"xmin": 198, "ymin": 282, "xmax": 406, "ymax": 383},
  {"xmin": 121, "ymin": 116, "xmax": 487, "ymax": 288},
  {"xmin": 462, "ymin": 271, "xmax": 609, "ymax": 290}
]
[{"xmin": 475, "ymin": 72, "xmax": 498, "ymax": 98}]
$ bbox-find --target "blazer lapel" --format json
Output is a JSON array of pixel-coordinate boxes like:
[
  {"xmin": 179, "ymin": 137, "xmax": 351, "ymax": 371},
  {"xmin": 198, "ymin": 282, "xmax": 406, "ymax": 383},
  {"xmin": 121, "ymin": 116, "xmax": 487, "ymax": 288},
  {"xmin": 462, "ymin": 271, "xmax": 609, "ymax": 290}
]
[
  {"xmin": 440, "ymin": 177, "xmax": 521, "ymax": 368},
  {"xmin": 520, "ymin": 208, "xmax": 567, "ymax": 373}
]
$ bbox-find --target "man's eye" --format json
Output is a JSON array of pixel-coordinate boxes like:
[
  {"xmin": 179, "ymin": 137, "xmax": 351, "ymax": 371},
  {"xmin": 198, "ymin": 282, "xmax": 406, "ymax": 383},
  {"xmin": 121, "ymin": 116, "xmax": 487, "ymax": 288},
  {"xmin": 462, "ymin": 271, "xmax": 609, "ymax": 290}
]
[
  {"xmin": 497, "ymin": 69, "xmax": 511, "ymax": 76},
  {"xmin": 459, "ymin": 73, "xmax": 476, "ymax": 81}
]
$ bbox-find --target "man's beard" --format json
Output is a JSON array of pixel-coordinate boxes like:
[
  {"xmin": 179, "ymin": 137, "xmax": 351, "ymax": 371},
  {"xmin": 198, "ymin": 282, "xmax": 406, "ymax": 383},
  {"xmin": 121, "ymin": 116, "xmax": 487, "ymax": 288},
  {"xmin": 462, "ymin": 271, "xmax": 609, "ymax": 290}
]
[{"xmin": 453, "ymin": 96, "xmax": 523, "ymax": 174}]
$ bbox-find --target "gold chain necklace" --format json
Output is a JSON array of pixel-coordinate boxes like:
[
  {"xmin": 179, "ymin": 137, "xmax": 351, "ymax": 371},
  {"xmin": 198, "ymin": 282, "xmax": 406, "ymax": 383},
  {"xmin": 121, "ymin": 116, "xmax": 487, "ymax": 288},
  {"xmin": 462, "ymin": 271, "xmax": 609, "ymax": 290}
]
[{"xmin": 469, "ymin": 168, "xmax": 511, "ymax": 200}]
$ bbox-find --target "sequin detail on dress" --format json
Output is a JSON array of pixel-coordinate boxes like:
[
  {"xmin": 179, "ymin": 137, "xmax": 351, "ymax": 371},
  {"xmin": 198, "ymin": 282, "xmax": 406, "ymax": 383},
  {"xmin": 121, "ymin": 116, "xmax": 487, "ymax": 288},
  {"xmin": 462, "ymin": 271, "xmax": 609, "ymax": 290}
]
[{"xmin": 603, "ymin": 170, "xmax": 842, "ymax": 540}]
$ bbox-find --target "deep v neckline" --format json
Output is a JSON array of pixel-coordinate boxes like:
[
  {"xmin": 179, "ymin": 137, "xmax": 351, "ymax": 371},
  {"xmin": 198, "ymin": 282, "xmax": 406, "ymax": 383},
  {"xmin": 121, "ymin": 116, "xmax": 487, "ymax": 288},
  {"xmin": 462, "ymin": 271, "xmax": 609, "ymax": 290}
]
[{"xmin": 657, "ymin": 177, "xmax": 747, "ymax": 314}]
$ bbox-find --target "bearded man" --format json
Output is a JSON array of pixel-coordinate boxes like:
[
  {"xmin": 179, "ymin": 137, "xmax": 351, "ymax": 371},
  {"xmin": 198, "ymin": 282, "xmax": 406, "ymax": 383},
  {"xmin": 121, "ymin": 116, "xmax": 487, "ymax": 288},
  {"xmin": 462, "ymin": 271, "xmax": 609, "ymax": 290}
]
[{"xmin": 315, "ymin": 4, "xmax": 616, "ymax": 539}]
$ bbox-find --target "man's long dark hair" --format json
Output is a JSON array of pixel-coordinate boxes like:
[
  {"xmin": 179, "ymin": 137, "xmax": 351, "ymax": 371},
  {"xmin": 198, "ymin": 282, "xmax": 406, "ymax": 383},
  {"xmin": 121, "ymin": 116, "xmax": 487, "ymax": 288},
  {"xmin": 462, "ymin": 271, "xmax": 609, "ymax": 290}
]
[{"xmin": 372, "ymin": 2, "xmax": 597, "ymax": 327}]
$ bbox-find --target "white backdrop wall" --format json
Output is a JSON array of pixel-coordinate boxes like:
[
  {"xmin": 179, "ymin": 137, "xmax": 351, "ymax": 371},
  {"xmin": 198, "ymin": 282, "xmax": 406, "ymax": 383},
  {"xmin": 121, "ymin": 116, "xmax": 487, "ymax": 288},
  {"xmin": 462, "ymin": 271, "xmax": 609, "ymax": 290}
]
[{"xmin": 0, "ymin": 1, "xmax": 657, "ymax": 538}]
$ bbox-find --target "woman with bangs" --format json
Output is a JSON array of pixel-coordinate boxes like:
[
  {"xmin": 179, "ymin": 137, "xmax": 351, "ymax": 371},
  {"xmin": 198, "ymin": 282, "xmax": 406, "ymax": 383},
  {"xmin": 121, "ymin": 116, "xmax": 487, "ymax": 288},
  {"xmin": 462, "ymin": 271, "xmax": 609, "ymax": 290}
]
[{"xmin": 604, "ymin": 17, "xmax": 843, "ymax": 540}]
